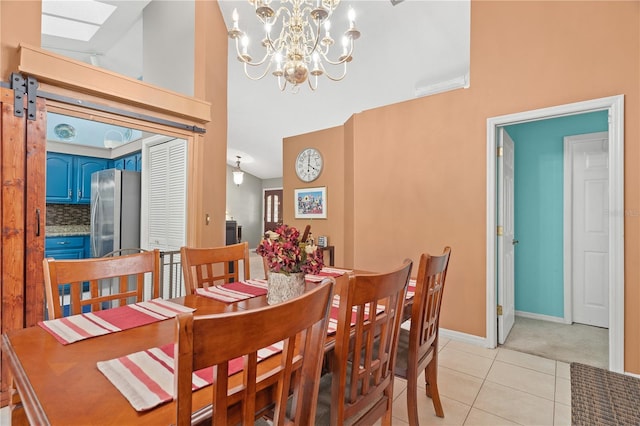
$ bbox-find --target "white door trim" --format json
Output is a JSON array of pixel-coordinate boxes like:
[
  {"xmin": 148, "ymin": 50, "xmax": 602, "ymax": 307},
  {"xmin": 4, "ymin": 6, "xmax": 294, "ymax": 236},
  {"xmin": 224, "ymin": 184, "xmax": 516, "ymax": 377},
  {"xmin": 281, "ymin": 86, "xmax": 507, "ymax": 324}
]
[
  {"xmin": 563, "ymin": 132, "xmax": 609, "ymax": 326},
  {"xmin": 485, "ymin": 95, "xmax": 625, "ymax": 373}
]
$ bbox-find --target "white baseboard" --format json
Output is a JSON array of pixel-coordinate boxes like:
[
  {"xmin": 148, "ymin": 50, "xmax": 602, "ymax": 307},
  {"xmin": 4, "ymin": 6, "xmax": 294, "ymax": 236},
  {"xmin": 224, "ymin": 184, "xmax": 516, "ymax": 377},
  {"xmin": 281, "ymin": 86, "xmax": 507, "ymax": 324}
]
[
  {"xmin": 440, "ymin": 328, "xmax": 490, "ymax": 348},
  {"xmin": 515, "ymin": 310, "xmax": 566, "ymax": 324}
]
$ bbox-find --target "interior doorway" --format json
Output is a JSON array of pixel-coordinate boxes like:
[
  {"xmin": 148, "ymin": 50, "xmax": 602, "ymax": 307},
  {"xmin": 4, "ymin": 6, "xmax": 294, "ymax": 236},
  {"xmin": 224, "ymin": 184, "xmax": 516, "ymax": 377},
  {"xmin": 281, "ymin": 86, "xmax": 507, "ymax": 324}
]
[{"xmin": 485, "ymin": 95, "xmax": 625, "ymax": 372}]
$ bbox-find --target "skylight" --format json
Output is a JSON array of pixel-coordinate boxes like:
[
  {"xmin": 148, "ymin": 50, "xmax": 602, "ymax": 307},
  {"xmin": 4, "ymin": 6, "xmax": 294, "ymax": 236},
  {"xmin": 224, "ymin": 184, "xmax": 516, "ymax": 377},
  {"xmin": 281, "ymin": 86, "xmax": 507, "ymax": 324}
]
[{"xmin": 41, "ymin": 0, "xmax": 116, "ymax": 41}]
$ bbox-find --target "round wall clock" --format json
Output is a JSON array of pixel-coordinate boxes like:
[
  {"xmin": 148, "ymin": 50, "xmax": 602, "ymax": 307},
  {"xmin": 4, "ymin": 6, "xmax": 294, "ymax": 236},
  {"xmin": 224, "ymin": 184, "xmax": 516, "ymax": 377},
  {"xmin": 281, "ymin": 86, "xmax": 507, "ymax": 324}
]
[{"xmin": 295, "ymin": 147, "xmax": 323, "ymax": 182}]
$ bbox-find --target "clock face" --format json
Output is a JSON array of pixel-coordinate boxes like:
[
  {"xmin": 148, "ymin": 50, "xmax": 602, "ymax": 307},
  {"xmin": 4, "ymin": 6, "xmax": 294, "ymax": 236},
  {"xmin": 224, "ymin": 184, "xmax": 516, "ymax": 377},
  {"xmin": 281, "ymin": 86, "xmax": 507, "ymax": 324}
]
[{"xmin": 295, "ymin": 148, "xmax": 323, "ymax": 182}]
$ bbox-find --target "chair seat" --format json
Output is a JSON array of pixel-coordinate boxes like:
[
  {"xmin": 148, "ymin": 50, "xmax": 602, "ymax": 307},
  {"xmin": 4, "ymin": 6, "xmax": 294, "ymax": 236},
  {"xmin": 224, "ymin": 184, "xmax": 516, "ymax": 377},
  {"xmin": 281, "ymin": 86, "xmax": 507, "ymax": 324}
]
[
  {"xmin": 395, "ymin": 328, "xmax": 437, "ymax": 379},
  {"xmin": 394, "ymin": 328, "xmax": 410, "ymax": 377}
]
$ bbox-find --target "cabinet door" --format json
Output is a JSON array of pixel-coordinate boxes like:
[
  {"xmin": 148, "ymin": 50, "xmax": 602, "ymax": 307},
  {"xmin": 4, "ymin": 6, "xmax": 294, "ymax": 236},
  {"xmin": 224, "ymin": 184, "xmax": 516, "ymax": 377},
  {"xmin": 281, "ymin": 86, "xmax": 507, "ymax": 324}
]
[
  {"xmin": 44, "ymin": 248, "xmax": 86, "ymax": 317},
  {"xmin": 123, "ymin": 154, "xmax": 137, "ymax": 171},
  {"xmin": 46, "ymin": 153, "xmax": 74, "ymax": 203},
  {"xmin": 135, "ymin": 152, "xmax": 142, "ymax": 171},
  {"xmin": 113, "ymin": 158, "xmax": 125, "ymax": 170},
  {"xmin": 84, "ymin": 235, "xmax": 91, "ymax": 258},
  {"xmin": 76, "ymin": 157, "xmax": 109, "ymax": 203}
]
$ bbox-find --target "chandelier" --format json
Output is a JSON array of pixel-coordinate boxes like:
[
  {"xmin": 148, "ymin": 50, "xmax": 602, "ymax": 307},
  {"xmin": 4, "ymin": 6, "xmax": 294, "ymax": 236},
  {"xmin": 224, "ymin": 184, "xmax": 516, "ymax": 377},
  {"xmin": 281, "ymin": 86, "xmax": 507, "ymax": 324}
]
[
  {"xmin": 232, "ymin": 156, "xmax": 244, "ymax": 185},
  {"xmin": 227, "ymin": 0, "xmax": 360, "ymax": 91}
]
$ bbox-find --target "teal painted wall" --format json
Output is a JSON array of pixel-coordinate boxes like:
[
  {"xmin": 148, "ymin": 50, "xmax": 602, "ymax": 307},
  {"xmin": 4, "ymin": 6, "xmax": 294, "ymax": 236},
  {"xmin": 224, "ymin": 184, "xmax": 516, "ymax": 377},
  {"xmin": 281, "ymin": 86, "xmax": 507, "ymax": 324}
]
[{"xmin": 504, "ymin": 111, "xmax": 608, "ymax": 318}]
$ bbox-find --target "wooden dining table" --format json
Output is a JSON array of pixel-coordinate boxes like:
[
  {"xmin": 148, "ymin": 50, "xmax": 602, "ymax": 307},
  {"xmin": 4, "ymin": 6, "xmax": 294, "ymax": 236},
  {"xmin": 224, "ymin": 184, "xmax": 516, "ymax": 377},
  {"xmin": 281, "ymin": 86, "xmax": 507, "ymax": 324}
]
[{"xmin": 2, "ymin": 270, "xmax": 414, "ymax": 425}]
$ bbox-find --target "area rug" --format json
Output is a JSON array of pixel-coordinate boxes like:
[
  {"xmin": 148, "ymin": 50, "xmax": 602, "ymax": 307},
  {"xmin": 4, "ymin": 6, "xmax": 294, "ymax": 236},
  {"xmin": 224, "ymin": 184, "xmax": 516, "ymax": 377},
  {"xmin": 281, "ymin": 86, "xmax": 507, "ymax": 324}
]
[{"xmin": 571, "ymin": 362, "xmax": 640, "ymax": 425}]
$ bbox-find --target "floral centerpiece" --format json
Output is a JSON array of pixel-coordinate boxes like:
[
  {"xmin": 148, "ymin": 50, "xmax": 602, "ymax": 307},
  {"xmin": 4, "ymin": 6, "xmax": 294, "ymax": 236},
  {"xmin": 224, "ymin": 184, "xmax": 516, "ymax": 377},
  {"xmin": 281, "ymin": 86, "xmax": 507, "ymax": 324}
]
[
  {"xmin": 257, "ymin": 224, "xmax": 324, "ymax": 274},
  {"xmin": 256, "ymin": 224, "xmax": 324, "ymax": 304}
]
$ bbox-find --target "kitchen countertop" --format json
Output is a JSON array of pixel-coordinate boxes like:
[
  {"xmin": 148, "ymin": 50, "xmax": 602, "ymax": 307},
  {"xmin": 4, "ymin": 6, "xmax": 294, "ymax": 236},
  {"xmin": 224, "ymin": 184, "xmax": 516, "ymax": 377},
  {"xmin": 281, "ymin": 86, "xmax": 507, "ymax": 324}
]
[{"xmin": 46, "ymin": 225, "xmax": 90, "ymax": 237}]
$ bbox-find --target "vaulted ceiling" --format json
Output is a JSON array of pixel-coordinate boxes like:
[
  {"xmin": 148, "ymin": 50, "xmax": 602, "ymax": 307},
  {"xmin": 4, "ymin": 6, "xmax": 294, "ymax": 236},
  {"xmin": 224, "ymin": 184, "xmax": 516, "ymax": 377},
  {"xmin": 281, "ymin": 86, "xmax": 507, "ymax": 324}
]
[{"xmin": 41, "ymin": 0, "xmax": 470, "ymax": 179}]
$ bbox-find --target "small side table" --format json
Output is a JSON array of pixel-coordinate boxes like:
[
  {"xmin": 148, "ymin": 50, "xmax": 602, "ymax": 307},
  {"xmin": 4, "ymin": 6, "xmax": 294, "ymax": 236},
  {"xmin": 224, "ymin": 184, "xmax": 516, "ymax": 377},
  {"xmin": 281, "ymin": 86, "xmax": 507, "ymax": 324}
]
[{"xmin": 321, "ymin": 245, "xmax": 335, "ymax": 266}]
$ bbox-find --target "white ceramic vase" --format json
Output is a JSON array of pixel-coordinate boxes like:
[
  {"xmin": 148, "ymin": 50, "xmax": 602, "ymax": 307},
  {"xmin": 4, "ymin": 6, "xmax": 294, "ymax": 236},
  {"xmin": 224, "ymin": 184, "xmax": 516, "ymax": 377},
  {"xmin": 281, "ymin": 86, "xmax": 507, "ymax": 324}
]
[{"xmin": 267, "ymin": 271, "xmax": 305, "ymax": 305}]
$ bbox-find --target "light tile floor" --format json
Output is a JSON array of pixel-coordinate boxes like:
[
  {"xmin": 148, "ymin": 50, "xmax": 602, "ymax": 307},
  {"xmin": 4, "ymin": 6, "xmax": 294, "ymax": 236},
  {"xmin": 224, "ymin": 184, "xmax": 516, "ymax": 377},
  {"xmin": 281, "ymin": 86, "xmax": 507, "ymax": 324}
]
[
  {"xmin": 382, "ymin": 338, "xmax": 571, "ymax": 425},
  {"xmin": 0, "ymin": 341, "xmax": 571, "ymax": 425}
]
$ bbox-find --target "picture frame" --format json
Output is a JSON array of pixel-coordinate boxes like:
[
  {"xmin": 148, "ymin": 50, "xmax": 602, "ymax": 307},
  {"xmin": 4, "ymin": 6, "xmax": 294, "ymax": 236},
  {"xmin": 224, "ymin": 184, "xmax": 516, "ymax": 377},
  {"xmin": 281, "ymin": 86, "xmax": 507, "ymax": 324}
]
[{"xmin": 294, "ymin": 187, "xmax": 327, "ymax": 219}]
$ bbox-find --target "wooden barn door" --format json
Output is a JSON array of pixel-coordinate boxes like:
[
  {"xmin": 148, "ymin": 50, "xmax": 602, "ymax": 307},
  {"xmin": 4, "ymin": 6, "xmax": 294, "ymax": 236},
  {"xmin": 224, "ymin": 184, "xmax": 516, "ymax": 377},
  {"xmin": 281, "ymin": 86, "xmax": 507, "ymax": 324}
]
[{"xmin": 0, "ymin": 83, "xmax": 46, "ymax": 406}]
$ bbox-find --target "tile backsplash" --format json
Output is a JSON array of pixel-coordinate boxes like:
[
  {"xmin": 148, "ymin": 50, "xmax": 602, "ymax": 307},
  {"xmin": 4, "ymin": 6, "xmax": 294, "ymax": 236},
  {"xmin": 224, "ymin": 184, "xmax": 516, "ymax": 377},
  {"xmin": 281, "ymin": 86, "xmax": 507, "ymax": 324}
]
[{"xmin": 46, "ymin": 204, "xmax": 90, "ymax": 226}]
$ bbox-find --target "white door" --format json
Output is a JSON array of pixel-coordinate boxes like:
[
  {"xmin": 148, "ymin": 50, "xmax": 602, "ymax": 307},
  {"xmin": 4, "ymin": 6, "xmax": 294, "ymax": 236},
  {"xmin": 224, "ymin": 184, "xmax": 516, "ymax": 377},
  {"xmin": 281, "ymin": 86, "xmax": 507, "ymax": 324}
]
[
  {"xmin": 498, "ymin": 128, "xmax": 516, "ymax": 344},
  {"xmin": 569, "ymin": 133, "xmax": 609, "ymax": 328}
]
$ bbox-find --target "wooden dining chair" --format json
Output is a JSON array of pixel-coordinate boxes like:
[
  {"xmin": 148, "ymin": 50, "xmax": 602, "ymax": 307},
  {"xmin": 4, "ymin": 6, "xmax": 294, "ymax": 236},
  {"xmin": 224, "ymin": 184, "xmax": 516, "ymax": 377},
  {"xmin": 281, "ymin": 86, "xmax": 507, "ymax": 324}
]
[
  {"xmin": 181, "ymin": 242, "xmax": 250, "ymax": 295},
  {"xmin": 42, "ymin": 249, "xmax": 161, "ymax": 319},
  {"xmin": 174, "ymin": 279, "xmax": 335, "ymax": 426},
  {"xmin": 314, "ymin": 259, "xmax": 413, "ymax": 425},
  {"xmin": 394, "ymin": 247, "xmax": 451, "ymax": 425},
  {"xmin": 301, "ymin": 224, "xmax": 311, "ymax": 243}
]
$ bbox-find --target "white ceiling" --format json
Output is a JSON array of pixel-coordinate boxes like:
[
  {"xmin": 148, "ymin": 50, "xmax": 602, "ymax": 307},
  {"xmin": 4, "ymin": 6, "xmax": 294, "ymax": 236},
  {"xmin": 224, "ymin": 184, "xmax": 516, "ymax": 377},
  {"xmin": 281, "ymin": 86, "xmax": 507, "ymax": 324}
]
[{"xmin": 41, "ymin": 0, "xmax": 470, "ymax": 179}]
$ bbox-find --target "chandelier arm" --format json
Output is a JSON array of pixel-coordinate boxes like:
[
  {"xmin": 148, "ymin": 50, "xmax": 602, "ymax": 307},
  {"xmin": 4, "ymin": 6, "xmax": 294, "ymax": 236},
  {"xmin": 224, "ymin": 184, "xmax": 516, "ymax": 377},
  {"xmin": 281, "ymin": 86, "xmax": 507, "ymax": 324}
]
[
  {"xmin": 318, "ymin": 61, "xmax": 348, "ymax": 82},
  {"xmin": 242, "ymin": 61, "xmax": 276, "ymax": 81},
  {"xmin": 307, "ymin": 17, "xmax": 323, "ymax": 57},
  {"xmin": 318, "ymin": 39, "xmax": 354, "ymax": 65},
  {"xmin": 252, "ymin": 6, "xmax": 290, "ymax": 54},
  {"xmin": 269, "ymin": 5, "xmax": 291, "ymax": 27},
  {"xmin": 263, "ymin": 28, "xmax": 280, "ymax": 55},
  {"xmin": 234, "ymin": 39, "xmax": 273, "ymax": 67}
]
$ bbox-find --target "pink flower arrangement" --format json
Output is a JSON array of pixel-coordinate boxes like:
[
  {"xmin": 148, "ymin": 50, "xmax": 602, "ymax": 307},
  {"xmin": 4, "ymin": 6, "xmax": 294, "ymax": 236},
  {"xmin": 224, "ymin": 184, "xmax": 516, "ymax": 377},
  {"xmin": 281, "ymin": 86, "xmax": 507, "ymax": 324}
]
[{"xmin": 256, "ymin": 225, "xmax": 324, "ymax": 275}]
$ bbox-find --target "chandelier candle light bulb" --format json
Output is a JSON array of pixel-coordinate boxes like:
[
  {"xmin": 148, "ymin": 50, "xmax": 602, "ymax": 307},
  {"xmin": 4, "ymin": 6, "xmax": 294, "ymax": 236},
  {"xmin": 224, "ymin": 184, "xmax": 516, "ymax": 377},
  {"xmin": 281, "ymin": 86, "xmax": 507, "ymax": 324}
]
[{"xmin": 227, "ymin": 0, "xmax": 360, "ymax": 91}]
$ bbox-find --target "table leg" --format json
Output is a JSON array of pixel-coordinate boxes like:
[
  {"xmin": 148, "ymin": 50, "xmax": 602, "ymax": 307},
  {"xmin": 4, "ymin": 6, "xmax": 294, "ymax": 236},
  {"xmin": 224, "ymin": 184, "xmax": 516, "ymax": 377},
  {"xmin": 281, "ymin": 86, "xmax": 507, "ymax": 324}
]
[{"xmin": 10, "ymin": 379, "xmax": 28, "ymax": 426}]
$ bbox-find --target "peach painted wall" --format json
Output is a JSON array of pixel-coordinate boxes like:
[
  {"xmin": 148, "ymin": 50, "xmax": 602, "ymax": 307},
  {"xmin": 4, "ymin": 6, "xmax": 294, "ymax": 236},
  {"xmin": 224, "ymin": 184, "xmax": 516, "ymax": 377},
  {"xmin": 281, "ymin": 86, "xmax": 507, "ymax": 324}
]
[
  {"xmin": 193, "ymin": 0, "xmax": 228, "ymax": 248},
  {"xmin": 284, "ymin": 126, "xmax": 347, "ymax": 265},
  {"xmin": 0, "ymin": 1, "xmax": 41, "ymax": 80},
  {"xmin": 283, "ymin": 1, "xmax": 640, "ymax": 372}
]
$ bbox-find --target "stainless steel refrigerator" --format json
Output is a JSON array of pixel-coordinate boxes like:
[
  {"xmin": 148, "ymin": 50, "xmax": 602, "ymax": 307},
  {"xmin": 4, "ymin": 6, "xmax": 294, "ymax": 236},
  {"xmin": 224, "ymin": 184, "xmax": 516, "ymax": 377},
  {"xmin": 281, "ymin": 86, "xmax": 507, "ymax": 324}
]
[{"xmin": 90, "ymin": 169, "xmax": 141, "ymax": 257}]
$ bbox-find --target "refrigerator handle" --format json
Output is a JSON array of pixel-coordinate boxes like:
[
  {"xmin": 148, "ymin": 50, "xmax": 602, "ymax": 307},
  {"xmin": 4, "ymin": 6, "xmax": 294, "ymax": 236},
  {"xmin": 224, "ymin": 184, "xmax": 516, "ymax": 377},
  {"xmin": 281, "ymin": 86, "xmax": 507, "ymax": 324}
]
[{"xmin": 91, "ymin": 193, "xmax": 99, "ymax": 257}]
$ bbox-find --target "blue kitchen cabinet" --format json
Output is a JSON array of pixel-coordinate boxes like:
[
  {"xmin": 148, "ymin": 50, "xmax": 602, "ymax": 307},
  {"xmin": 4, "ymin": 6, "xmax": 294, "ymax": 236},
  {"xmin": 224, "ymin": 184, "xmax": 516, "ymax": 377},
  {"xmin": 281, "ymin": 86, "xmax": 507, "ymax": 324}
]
[
  {"xmin": 45, "ymin": 235, "xmax": 86, "ymax": 259},
  {"xmin": 46, "ymin": 153, "xmax": 109, "ymax": 204},
  {"xmin": 76, "ymin": 157, "xmax": 109, "ymax": 203},
  {"xmin": 46, "ymin": 153, "xmax": 74, "ymax": 203},
  {"xmin": 84, "ymin": 236, "xmax": 91, "ymax": 259},
  {"xmin": 134, "ymin": 152, "xmax": 142, "ymax": 171},
  {"xmin": 113, "ymin": 158, "xmax": 125, "ymax": 170},
  {"xmin": 115, "ymin": 152, "xmax": 142, "ymax": 171},
  {"xmin": 45, "ymin": 235, "xmax": 91, "ymax": 317},
  {"xmin": 123, "ymin": 154, "xmax": 136, "ymax": 171}
]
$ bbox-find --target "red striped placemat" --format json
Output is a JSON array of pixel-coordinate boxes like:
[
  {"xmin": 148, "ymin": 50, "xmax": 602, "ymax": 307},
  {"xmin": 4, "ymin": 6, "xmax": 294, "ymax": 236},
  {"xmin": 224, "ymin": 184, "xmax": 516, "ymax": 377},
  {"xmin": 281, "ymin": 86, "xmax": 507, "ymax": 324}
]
[
  {"xmin": 326, "ymin": 295, "xmax": 385, "ymax": 335},
  {"xmin": 407, "ymin": 279, "xmax": 416, "ymax": 298},
  {"xmin": 38, "ymin": 299, "xmax": 196, "ymax": 345},
  {"xmin": 195, "ymin": 279, "xmax": 268, "ymax": 303},
  {"xmin": 97, "ymin": 341, "xmax": 284, "ymax": 412}
]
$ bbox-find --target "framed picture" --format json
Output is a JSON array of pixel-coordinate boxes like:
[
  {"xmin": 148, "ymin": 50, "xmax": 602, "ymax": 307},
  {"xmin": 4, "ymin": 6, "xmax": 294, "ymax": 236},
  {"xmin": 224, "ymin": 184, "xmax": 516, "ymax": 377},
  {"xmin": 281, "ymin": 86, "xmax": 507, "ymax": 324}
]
[{"xmin": 294, "ymin": 187, "xmax": 327, "ymax": 219}]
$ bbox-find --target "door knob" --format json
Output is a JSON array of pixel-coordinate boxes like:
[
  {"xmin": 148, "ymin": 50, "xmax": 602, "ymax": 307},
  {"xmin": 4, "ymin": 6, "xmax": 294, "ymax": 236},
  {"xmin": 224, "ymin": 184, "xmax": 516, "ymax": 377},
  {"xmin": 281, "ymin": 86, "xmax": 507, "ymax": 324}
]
[{"xmin": 512, "ymin": 239, "xmax": 519, "ymax": 245}]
